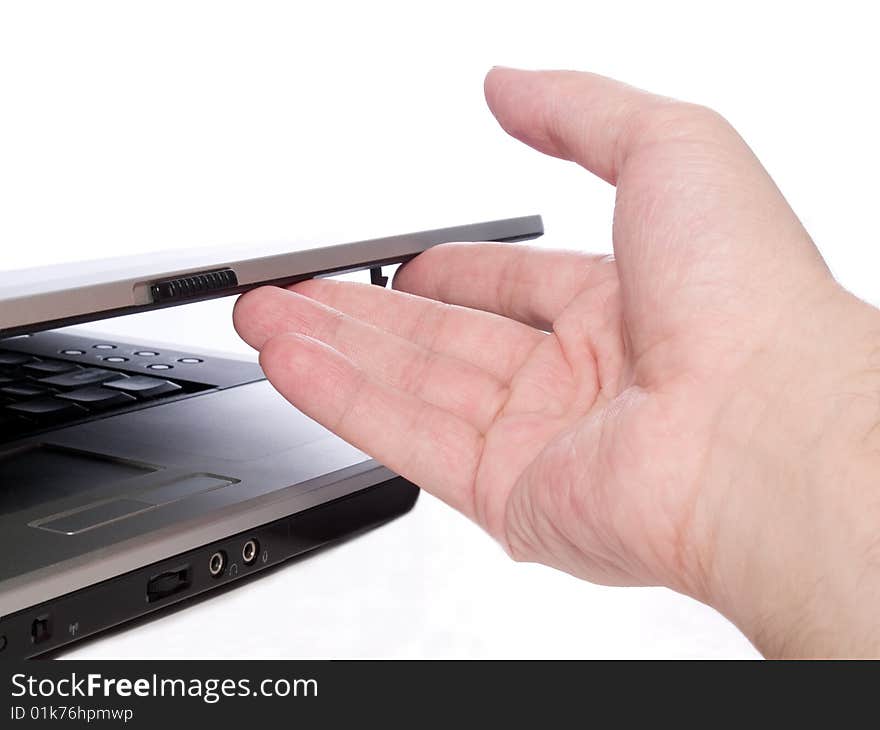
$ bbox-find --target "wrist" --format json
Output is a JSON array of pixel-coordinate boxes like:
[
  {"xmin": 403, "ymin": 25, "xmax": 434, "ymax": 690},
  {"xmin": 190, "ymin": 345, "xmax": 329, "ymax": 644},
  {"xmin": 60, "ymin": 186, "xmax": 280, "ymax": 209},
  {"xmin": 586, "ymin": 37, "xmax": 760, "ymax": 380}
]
[{"xmin": 699, "ymin": 284, "xmax": 880, "ymax": 657}]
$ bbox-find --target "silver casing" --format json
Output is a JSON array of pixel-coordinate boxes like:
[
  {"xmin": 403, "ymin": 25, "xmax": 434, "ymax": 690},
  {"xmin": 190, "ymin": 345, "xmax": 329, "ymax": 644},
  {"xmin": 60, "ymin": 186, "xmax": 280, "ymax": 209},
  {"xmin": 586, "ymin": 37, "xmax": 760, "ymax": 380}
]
[
  {"xmin": 0, "ymin": 215, "xmax": 544, "ymax": 338},
  {"xmin": 0, "ymin": 215, "xmax": 544, "ymax": 618}
]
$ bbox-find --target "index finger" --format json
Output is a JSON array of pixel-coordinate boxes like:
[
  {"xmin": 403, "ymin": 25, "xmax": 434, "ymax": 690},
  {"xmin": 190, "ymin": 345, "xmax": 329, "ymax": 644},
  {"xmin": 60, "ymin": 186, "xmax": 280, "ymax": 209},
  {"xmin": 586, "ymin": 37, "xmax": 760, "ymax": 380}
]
[{"xmin": 259, "ymin": 332, "xmax": 484, "ymax": 520}]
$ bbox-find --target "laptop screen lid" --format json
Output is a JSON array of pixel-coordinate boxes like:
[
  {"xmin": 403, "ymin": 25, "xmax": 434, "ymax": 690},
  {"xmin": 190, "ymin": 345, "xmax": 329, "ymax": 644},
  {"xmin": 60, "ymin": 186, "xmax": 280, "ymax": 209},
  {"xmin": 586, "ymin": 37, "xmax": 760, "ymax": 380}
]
[{"xmin": 0, "ymin": 215, "xmax": 543, "ymax": 339}]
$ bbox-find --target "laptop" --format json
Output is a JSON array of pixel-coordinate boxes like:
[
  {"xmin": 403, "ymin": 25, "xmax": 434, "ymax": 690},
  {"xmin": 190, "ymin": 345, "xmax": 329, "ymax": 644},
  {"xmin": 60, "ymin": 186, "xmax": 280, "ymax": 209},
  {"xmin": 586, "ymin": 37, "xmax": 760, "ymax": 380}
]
[{"xmin": 0, "ymin": 214, "xmax": 544, "ymax": 659}]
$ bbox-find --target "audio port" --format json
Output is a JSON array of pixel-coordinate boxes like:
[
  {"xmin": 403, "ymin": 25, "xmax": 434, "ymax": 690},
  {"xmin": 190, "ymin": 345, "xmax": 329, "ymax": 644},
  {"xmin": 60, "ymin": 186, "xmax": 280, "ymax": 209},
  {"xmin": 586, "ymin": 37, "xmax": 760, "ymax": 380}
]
[
  {"xmin": 208, "ymin": 551, "xmax": 226, "ymax": 578},
  {"xmin": 242, "ymin": 539, "xmax": 259, "ymax": 566}
]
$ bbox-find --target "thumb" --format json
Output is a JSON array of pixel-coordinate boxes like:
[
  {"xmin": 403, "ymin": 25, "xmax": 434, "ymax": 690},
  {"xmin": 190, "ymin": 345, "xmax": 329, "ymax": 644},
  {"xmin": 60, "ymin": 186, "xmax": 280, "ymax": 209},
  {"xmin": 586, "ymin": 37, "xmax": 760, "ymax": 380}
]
[
  {"xmin": 484, "ymin": 67, "xmax": 829, "ymax": 356},
  {"xmin": 485, "ymin": 66, "xmax": 661, "ymax": 184}
]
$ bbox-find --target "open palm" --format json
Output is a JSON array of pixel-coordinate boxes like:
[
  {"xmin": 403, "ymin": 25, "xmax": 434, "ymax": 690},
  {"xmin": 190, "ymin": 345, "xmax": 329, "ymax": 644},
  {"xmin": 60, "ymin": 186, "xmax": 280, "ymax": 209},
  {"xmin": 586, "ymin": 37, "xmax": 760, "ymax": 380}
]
[{"xmin": 234, "ymin": 68, "xmax": 838, "ymax": 604}]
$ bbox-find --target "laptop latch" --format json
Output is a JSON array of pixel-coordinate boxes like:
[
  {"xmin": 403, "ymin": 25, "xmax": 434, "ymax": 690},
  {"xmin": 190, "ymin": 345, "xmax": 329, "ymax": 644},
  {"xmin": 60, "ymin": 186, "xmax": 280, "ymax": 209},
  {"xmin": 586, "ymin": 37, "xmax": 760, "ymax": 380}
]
[
  {"xmin": 149, "ymin": 268, "xmax": 239, "ymax": 303},
  {"xmin": 370, "ymin": 266, "xmax": 389, "ymax": 288}
]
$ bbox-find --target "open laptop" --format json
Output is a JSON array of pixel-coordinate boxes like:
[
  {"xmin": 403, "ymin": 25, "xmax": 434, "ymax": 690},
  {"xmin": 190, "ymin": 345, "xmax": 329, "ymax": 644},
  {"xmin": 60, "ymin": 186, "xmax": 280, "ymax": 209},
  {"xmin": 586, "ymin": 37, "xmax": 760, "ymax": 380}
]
[{"xmin": 0, "ymin": 214, "xmax": 544, "ymax": 659}]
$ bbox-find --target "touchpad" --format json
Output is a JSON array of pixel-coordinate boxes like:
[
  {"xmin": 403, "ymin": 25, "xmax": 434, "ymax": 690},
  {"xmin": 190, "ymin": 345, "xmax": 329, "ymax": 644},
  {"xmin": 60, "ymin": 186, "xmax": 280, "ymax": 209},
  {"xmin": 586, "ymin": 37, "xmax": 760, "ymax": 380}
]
[{"xmin": 0, "ymin": 445, "xmax": 157, "ymax": 513}]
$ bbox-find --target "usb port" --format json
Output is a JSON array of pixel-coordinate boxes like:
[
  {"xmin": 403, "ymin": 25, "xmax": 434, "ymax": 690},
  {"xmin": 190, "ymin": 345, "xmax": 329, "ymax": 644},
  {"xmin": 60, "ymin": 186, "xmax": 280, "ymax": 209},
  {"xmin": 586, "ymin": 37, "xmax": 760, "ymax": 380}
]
[{"xmin": 146, "ymin": 565, "xmax": 192, "ymax": 603}]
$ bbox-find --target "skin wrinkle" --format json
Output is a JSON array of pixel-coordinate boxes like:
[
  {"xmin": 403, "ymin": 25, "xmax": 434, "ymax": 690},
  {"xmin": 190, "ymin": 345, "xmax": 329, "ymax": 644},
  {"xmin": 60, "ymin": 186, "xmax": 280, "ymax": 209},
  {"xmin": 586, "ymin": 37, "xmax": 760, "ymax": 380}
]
[
  {"xmin": 610, "ymin": 99, "xmax": 666, "ymax": 184},
  {"xmin": 583, "ymin": 279, "xmax": 624, "ymax": 398},
  {"xmin": 505, "ymin": 430, "xmax": 585, "ymax": 572},
  {"xmin": 428, "ymin": 245, "xmax": 614, "ymax": 332},
  {"xmin": 601, "ymin": 293, "xmax": 627, "ymax": 397},
  {"xmin": 395, "ymin": 344, "xmax": 439, "ymax": 402},
  {"xmin": 438, "ymin": 422, "xmax": 485, "ymax": 523},
  {"xmin": 575, "ymin": 414, "xmax": 643, "ymax": 584},
  {"xmin": 308, "ymin": 303, "xmax": 347, "ymax": 343},
  {"xmin": 478, "ymin": 381, "xmax": 514, "ymax": 437},
  {"xmin": 512, "ymin": 474, "xmax": 572, "ymax": 568},
  {"xmin": 402, "ymin": 292, "xmax": 447, "ymax": 352},
  {"xmin": 508, "ymin": 383, "xmax": 614, "ymax": 580},
  {"xmin": 301, "ymin": 338, "xmax": 367, "ymax": 435},
  {"xmin": 469, "ymin": 429, "xmax": 498, "ymax": 533},
  {"xmin": 603, "ymin": 391, "xmax": 680, "ymax": 587},
  {"xmin": 395, "ymin": 258, "xmax": 546, "ymax": 356},
  {"xmin": 473, "ymin": 413, "xmax": 545, "ymax": 532},
  {"xmin": 408, "ymin": 291, "xmax": 520, "ymax": 384},
  {"xmin": 496, "ymin": 251, "xmax": 520, "ymax": 324},
  {"xmin": 494, "ymin": 334, "xmax": 553, "ymax": 420},
  {"xmin": 508, "ymin": 351, "xmax": 573, "ymax": 421},
  {"xmin": 393, "ymin": 397, "xmax": 438, "ymax": 487},
  {"xmin": 621, "ymin": 104, "xmax": 737, "ymax": 177},
  {"xmin": 502, "ymin": 463, "xmax": 541, "ymax": 561},
  {"xmin": 664, "ymin": 386, "xmax": 724, "ymax": 601},
  {"xmin": 372, "ymin": 363, "xmax": 484, "ymax": 519},
  {"xmin": 552, "ymin": 317, "xmax": 599, "ymax": 409},
  {"xmin": 434, "ymin": 363, "xmax": 510, "ymax": 437},
  {"xmin": 562, "ymin": 421, "xmax": 619, "ymax": 576}
]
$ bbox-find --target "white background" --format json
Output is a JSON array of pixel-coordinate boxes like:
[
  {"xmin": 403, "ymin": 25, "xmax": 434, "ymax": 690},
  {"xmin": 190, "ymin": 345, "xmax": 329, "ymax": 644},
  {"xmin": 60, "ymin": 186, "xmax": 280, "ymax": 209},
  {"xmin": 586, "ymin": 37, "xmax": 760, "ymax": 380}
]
[{"xmin": 2, "ymin": 0, "xmax": 877, "ymax": 658}]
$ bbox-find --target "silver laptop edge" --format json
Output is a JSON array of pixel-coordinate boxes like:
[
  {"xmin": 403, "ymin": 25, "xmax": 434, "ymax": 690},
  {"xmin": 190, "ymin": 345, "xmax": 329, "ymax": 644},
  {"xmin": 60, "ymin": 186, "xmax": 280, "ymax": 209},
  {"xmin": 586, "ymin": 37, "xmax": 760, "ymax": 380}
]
[
  {"xmin": 0, "ymin": 215, "xmax": 544, "ymax": 337},
  {"xmin": 0, "ymin": 459, "xmax": 392, "ymax": 617}
]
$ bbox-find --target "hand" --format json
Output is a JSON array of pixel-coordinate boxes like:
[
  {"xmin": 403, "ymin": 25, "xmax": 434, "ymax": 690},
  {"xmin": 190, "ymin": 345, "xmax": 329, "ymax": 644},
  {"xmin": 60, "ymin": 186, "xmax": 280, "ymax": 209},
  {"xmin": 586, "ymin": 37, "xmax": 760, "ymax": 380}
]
[{"xmin": 234, "ymin": 68, "xmax": 880, "ymax": 657}]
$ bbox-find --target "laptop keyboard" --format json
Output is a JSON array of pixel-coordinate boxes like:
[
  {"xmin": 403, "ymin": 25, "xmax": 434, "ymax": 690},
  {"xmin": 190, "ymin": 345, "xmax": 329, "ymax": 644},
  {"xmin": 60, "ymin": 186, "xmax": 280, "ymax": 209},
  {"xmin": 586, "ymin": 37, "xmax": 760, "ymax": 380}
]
[{"xmin": 0, "ymin": 348, "xmax": 206, "ymax": 443}]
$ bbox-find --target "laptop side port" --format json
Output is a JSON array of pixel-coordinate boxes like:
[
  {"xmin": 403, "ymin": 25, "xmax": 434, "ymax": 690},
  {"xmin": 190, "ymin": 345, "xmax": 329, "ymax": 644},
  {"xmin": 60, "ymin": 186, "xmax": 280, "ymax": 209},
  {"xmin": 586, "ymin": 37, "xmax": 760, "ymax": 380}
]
[
  {"xmin": 242, "ymin": 538, "xmax": 259, "ymax": 566},
  {"xmin": 208, "ymin": 551, "xmax": 226, "ymax": 578},
  {"xmin": 146, "ymin": 566, "xmax": 192, "ymax": 603},
  {"xmin": 31, "ymin": 615, "xmax": 52, "ymax": 644}
]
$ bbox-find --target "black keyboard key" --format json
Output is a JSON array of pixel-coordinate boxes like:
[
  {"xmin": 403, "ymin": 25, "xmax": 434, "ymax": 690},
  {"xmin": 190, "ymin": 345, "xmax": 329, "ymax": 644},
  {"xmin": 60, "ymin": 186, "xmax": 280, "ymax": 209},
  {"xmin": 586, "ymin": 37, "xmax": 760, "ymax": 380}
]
[
  {"xmin": 23, "ymin": 360, "xmax": 80, "ymax": 376},
  {"xmin": 57, "ymin": 386, "xmax": 137, "ymax": 410},
  {"xmin": 0, "ymin": 351, "xmax": 35, "ymax": 367},
  {"xmin": 103, "ymin": 376, "xmax": 183, "ymax": 399},
  {"xmin": 39, "ymin": 368, "xmax": 127, "ymax": 390},
  {"xmin": 6, "ymin": 396, "xmax": 85, "ymax": 420},
  {"xmin": 1, "ymin": 383, "xmax": 51, "ymax": 400}
]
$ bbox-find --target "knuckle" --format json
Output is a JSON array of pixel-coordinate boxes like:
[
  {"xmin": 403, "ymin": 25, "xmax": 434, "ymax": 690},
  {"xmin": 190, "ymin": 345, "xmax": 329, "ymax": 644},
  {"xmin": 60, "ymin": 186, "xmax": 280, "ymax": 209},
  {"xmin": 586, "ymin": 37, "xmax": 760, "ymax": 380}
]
[{"xmin": 631, "ymin": 100, "xmax": 733, "ymax": 146}]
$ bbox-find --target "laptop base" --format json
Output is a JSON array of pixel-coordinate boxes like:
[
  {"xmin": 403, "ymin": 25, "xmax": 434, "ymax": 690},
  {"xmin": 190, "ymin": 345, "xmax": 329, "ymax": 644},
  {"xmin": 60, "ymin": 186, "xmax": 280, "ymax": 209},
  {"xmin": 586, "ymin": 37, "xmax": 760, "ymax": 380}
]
[{"xmin": 0, "ymin": 477, "xmax": 418, "ymax": 660}]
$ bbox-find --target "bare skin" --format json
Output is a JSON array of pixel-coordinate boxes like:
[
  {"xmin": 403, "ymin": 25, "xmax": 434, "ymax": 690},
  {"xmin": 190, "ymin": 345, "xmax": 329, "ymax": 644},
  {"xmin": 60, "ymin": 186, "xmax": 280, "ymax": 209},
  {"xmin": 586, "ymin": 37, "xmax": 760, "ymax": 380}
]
[{"xmin": 234, "ymin": 67, "xmax": 880, "ymax": 658}]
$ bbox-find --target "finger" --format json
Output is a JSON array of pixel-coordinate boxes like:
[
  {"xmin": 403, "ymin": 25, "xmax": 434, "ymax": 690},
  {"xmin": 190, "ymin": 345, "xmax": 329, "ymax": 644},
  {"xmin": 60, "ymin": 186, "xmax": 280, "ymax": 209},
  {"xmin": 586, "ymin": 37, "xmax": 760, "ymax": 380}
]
[
  {"xmin": 234, "ymin": 286, "xmax": 509, "ymax": 432},
  {"xmin": 393, "ymin": 242, "xmax": 617, "ymax": 330},
  {"xmin": 283, "ymin": 278, "xmax": 545, "ymax": 382},
  {"xmin": 260, "ymin": 332, "xmax": 482, "ymax": 519}
]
